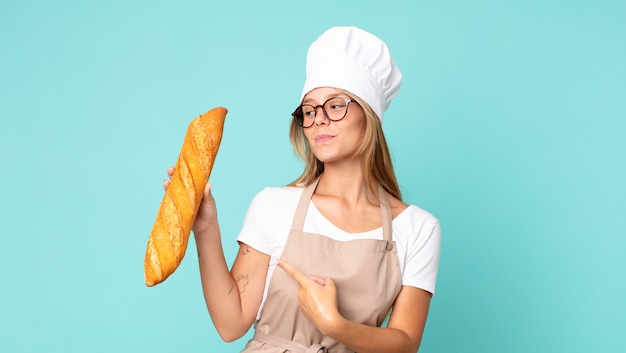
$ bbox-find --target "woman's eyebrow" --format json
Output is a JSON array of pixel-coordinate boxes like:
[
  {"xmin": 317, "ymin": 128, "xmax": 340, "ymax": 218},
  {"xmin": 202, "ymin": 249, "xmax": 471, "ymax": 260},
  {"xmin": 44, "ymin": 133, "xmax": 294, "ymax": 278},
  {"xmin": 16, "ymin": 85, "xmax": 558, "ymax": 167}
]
[{"xmin": 302, "ymin": 94, "xmax": 347, "ymax": 104}]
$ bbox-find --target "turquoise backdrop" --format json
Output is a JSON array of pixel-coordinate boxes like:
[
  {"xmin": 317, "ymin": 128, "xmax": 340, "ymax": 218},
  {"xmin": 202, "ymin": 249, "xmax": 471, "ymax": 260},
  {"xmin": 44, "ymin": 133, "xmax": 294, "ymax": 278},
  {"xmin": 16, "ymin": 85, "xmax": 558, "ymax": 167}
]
[{"xmin": 1, "ymin": 1, "xmax": 624, "ymax": 352}]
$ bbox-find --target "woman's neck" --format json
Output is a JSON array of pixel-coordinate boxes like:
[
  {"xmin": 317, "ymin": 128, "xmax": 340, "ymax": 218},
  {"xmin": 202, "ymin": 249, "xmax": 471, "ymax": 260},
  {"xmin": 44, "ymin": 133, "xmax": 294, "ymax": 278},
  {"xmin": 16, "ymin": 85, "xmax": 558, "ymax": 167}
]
[{"xmin": 317, "ymin": 162, "xmax": 377, "ymax": 207}]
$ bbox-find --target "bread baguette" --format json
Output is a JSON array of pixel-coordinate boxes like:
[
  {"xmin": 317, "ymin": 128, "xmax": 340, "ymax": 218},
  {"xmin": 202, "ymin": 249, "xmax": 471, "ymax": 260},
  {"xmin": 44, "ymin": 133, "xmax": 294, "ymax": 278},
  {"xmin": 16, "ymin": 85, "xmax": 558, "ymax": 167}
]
[{"xmin": 144, "ymin": 107, "xmax": 227, "ymax": 286}]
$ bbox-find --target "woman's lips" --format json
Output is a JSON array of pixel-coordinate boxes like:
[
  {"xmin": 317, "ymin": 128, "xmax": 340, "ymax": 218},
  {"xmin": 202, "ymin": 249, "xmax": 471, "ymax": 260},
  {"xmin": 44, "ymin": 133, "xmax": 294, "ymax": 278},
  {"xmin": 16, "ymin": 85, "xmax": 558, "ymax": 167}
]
[{"xmin": 315, "ymin": 134, "xmax": 334, "ymax": 143}]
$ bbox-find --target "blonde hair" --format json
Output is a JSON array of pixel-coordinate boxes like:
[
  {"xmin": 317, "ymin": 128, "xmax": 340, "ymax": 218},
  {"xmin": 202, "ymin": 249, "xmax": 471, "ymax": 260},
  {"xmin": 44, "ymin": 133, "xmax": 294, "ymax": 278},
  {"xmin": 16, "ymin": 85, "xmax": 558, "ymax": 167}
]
[{"xmin": 287, "ymin": 90, "xmax": 402, "ymax": 201}]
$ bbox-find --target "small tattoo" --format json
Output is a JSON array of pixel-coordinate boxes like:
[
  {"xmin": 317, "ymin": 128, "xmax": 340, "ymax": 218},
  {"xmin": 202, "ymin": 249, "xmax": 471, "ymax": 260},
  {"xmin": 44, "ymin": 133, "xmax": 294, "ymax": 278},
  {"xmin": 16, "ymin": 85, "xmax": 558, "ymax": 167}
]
[
  {"xmin": 235, "ymin": 274, "xmax": 249, "ymax": 293},
  {"xmin": 241, "ymin": 246, "xmax": 252, "ymax": 256}
]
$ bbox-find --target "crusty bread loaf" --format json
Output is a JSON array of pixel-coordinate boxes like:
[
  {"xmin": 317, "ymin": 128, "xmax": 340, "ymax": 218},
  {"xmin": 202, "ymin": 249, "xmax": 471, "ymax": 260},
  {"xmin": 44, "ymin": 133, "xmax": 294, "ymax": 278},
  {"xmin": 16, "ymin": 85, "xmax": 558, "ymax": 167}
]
[{"xmin": 144, "ymin": 107, "xmax": 227, "ymax": 286}]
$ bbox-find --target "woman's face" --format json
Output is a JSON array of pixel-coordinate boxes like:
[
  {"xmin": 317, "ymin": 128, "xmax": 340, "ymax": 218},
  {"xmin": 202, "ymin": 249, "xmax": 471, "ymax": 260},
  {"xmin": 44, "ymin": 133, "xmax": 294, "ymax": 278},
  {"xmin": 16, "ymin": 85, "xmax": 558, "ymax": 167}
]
[{"xmin": 301, "ymin": 87, "xmax": 367, "ymax": 164}]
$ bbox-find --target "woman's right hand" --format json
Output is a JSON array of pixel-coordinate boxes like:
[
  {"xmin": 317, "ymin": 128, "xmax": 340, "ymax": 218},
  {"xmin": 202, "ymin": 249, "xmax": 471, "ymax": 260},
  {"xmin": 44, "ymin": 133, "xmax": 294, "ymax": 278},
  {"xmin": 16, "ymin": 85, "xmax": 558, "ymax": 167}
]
[{"xmin": 164, "ymin": 166, "xmax": 218, "ymax": 236}]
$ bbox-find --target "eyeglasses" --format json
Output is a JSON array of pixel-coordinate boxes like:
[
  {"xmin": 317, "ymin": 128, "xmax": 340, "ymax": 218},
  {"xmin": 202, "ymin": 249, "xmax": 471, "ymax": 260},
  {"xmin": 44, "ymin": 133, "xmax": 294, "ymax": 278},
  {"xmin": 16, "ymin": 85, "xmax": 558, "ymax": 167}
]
[{"xmin": 292, "ymin": 97, "xmax": 355, "ymax": 128}]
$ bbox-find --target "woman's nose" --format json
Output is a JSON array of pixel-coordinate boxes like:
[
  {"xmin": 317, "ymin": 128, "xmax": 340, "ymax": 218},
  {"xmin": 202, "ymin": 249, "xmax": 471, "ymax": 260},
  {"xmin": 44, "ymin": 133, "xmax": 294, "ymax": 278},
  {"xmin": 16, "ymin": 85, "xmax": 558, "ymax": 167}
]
[{"xmin": 312, "ymin": 106, "xmax": 328, "ymax": 126}]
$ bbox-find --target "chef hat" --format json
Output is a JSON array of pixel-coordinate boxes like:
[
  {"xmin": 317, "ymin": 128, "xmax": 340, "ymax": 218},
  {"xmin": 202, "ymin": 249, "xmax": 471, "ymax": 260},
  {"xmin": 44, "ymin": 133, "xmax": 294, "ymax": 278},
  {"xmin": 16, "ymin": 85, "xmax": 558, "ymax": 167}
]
[{"xmin": 300, "ymin": 26, "xmax": 402, "ymax": 120}]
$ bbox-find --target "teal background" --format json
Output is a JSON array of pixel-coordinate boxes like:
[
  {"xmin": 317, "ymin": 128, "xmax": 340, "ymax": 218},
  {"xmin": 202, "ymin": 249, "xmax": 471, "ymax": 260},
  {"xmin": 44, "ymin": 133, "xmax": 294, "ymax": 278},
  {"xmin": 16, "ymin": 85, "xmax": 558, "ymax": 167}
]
[{"xmin": 1, "ymin": 0, "xmax": 625, "ymax": 352}]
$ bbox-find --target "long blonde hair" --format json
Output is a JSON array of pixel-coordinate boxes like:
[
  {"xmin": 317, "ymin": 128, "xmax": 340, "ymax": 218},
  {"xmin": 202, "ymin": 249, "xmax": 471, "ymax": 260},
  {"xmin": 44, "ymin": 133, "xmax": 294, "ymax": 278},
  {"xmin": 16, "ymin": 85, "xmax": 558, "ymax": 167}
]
[{"xmin": 287, "ymin": 90, "xmax": 402, "ymax": 201}]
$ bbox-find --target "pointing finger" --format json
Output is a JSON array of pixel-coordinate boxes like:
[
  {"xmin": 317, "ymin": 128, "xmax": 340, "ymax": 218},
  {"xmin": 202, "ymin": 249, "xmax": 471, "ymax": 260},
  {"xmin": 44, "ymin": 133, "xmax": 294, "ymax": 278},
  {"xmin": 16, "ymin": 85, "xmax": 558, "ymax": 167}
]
[{"xmin": 277, "ymin": 259, "xmax": 310, "ymax": 286}]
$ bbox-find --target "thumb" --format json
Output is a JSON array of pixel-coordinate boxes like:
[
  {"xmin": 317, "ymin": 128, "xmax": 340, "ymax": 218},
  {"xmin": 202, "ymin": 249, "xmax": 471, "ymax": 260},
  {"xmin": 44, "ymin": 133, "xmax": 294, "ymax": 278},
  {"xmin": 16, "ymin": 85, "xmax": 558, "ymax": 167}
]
[
  {"xmin": 324, "ymin": 277, "xmax": 336, "ymax": 289},
  {"xmin": 203, "ymin": 181, "xmax": 214, "ymax": 198}
]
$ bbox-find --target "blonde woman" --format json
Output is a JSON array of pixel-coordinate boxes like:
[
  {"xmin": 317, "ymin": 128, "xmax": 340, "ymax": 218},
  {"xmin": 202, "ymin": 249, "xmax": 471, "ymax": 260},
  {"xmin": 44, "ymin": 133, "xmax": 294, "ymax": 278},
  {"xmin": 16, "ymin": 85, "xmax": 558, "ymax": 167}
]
[{"xmin": 165, "ymin": 26, "xmax": 441, "ymax": 353}]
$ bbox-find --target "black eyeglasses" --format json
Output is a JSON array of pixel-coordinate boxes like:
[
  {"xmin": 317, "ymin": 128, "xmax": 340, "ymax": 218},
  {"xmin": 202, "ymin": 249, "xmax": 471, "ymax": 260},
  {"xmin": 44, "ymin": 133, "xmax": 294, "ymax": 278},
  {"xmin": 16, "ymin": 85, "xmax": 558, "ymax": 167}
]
[{"xmin": 292, "ymin": 97, "xmax": 355, "ymax": 128}]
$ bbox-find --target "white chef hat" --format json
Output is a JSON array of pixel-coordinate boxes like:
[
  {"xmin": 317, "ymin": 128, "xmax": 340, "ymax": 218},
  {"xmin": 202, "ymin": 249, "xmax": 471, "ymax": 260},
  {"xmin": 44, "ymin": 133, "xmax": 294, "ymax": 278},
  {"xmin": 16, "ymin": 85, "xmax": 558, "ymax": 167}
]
[{"xmin": 300, "ymin": 26, "xmax": 402, "ymax": 120}]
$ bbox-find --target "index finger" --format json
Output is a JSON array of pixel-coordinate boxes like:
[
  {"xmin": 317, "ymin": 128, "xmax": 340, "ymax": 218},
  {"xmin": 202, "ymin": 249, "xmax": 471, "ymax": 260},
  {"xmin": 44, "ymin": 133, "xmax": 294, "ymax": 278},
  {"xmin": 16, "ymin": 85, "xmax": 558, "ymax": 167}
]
[{"xmin": 277, "ymin": 259, "xmax": 310, "ymax": 286}]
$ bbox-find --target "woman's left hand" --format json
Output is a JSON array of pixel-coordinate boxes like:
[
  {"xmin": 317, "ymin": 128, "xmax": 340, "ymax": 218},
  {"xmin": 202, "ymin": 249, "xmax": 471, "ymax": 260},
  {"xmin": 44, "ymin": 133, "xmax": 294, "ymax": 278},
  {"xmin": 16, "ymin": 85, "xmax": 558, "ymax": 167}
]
[{"xmin": 278, "ymin": 260, "xmax": 342, "ymax": 334}]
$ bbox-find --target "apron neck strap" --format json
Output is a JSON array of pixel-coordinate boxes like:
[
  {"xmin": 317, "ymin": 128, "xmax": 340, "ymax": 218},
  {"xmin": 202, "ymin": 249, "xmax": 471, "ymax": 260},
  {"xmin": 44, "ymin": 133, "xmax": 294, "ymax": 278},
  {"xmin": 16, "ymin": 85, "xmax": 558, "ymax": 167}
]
[
  {"xmin": 290, "ymin": 177, "xmax": 320, "ymax": 231},
  {"xmin": 290, "ymin": 176, "xmax": 393, "ymax": 241},
  {"xmin": 378, "ymin": 183, "xmax": 393, "ymax": 241}
]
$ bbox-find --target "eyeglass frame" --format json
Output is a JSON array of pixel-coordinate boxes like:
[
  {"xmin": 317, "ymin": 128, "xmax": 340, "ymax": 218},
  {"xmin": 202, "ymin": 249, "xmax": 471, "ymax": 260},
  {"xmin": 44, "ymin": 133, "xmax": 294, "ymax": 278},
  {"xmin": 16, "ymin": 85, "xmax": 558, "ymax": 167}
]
[{"xmin": 292, "ymin": 97, "xmax": 356, "ymax": 128}]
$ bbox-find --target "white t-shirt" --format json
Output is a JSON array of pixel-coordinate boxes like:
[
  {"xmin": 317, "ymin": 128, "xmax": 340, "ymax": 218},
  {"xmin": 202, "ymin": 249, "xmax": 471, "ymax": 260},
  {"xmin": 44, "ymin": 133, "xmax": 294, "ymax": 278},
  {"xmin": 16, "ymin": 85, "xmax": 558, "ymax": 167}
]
[{"xmin": 236, "ymin": 186, "xmax": 441, "ymax": 316}]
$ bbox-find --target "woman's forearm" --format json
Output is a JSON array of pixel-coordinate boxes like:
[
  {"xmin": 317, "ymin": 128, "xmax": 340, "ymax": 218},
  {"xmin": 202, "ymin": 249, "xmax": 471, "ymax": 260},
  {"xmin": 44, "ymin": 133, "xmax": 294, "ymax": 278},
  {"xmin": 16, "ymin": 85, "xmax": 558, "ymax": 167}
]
[
  {"xmin": 325, "ymin": 318, "xmax": 420, "ymax": 353},
  {"xmin": 278, "ymin": 261, "xmax": 430, "ymax": 353},
  {"xmin": 194, "ymin": 223, "xmax": 270, "ymax": 342},
  {"xmin": 324, "ymin": 286, "xmax": 431, "ymax": 353},
  {"xmin": 194, "ymin": 223, "xmax": 249, "ymax": 341}
]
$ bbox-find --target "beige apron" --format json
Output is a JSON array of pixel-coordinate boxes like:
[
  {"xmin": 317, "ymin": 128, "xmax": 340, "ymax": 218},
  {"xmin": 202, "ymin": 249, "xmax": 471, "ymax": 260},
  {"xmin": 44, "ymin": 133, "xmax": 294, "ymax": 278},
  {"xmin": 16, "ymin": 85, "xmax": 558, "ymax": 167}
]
[{"xmin": 242, "ymin": 178, "xmax": 402, "ymax": 353}]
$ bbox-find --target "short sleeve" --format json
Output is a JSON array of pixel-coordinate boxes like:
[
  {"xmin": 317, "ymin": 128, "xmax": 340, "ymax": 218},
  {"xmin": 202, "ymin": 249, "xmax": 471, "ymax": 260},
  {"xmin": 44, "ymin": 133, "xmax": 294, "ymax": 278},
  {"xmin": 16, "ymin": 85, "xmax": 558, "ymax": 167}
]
[
  {"xmin": 236, "ymin": 188, "xmax": 272, "ymax": 255},
  {"xmin": 401, "ymin": 216, "xmax": 441, "ymax": 295},
  {"xmin": 235, "ymin": 186, "xmax": 301, "ymax": 257}
]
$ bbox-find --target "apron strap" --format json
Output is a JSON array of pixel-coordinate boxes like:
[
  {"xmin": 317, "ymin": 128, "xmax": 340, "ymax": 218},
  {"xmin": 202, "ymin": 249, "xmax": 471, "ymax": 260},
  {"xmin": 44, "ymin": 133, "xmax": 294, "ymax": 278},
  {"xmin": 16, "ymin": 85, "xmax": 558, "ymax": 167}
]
[
  {"xmin": 378, "ymin": 183, "xmax": 393, "ymax": 242},
  {"xmin": 290, "ymin": 177, "xmax": 320, "ymax": 231},
  {"xmin": 253, "ymin": 330, "xmax": 328, "ymax": 353}
]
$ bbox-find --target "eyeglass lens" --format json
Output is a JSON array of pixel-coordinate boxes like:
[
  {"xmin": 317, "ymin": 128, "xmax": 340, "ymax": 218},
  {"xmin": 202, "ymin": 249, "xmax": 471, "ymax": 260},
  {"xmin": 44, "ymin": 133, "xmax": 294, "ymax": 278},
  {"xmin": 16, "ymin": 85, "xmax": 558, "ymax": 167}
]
[{"xmin": 295, "ymin": 97, "xmax": 350, "ymax": 127}]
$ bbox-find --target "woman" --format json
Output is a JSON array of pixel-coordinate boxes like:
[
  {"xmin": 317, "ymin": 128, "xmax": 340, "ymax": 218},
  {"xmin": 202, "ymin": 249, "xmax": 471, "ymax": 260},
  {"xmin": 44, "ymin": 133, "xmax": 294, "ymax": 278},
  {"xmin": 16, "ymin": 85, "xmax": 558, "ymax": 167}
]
[{"xmin": 166, "ymin": 26, "xmax": 440, "ymax": 353}]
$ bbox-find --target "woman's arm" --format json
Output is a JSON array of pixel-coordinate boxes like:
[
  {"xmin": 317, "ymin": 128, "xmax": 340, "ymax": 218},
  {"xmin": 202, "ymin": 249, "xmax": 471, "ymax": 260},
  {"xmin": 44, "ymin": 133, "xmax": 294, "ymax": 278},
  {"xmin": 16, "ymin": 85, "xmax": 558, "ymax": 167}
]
[
  {"xmin": 328, "ymin": 286, "xmax": 431, "ymax": 353},
  {"xmin": 195, "ymin": 227, "xmax": 269, "ymax": 342},
  {"xmin": 278, "ymin": 260, "xmax": 431, "ymax": 353},
  {"xmin": 164, "ymin": 169, "xmax": 269, "ymax": 342}
]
